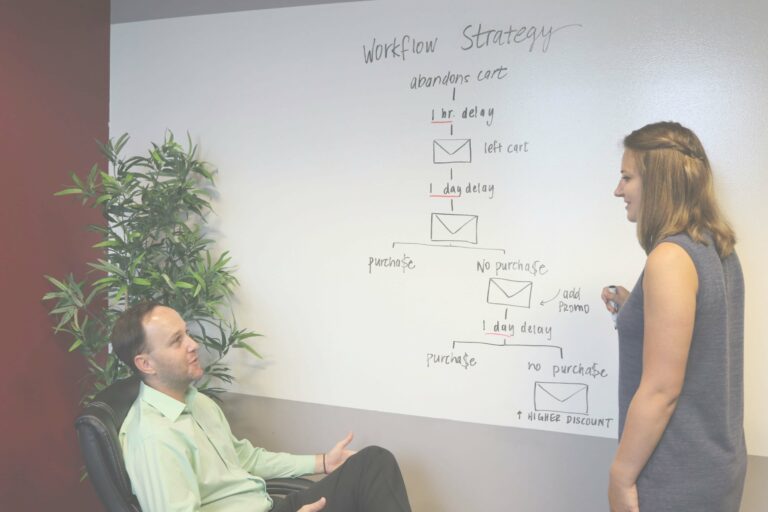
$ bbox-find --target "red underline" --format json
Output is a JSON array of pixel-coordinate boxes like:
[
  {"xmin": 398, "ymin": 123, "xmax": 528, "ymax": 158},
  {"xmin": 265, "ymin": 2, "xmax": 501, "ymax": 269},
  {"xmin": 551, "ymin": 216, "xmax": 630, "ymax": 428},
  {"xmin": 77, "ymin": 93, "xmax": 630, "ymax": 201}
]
[
  {"xmin": 431, "ymin": 120, "xmax": 453, "ymax": 124},
  {"xmin": 485, "ymin": 332, "xmax": 514, "ymax": 338},
  {"xmin": 429, "ymin": 194, "xmax": 460, "ymax": 198}
]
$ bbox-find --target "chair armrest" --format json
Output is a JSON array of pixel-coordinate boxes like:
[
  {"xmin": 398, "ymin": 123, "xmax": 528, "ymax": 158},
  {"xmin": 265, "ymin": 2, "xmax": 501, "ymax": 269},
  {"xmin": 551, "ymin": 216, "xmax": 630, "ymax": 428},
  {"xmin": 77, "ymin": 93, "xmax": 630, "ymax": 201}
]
[{"xmin": 265, "ymin": 477, "xmax": 315, "ymax": 496}]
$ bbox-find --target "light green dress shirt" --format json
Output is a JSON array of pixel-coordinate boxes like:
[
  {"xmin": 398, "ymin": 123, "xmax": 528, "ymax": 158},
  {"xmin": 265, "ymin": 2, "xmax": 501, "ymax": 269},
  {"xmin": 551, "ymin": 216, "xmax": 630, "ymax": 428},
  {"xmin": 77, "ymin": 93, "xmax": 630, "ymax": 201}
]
[{"xmin": 119, "ymin": 382, "xmax": 315, "ymax": 512}]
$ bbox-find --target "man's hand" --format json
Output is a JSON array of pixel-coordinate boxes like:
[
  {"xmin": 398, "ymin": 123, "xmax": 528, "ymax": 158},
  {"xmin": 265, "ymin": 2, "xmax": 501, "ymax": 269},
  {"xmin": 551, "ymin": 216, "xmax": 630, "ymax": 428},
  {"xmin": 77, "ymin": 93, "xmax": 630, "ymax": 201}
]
[
  {"xmin": 298, "ymin": 497, "xmax": 326, "ymax": 512},
  {"xmin": 324, "ymin": 432, "xmax": 356, "ymax": 473}
]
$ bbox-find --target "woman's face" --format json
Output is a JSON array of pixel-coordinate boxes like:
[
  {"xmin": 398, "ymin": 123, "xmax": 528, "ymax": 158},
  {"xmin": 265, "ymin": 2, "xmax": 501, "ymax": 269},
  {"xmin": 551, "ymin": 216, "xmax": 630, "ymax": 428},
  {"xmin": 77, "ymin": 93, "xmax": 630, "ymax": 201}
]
[{"xmin": 615, "ymin": 149, "xmax": 642, "ymax": 223}]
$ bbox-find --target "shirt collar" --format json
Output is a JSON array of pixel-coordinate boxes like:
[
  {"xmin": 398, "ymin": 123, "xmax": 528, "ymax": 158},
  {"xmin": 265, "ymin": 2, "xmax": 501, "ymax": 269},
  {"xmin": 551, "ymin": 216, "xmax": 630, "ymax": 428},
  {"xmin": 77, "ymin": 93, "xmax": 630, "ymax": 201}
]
[{"xmin": 139, "ymin": 381, "xmax": 198, "ymax": 422}]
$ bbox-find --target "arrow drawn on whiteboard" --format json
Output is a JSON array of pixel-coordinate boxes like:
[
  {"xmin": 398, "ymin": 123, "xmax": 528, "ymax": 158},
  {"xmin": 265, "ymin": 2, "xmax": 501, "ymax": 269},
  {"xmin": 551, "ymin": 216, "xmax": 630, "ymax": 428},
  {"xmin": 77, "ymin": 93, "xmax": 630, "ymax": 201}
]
[{"xmin": 540, "ymin": 289, "xmax": 561, "ymax": 306}]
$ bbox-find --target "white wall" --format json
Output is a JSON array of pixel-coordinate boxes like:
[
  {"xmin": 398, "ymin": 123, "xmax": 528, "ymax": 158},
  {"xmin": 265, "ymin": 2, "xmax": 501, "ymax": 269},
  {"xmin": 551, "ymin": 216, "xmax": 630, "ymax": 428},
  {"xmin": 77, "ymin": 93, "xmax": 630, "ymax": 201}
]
[{"xmin": 111, "ymin": 0, "xmax": 768, "ymax": 452}]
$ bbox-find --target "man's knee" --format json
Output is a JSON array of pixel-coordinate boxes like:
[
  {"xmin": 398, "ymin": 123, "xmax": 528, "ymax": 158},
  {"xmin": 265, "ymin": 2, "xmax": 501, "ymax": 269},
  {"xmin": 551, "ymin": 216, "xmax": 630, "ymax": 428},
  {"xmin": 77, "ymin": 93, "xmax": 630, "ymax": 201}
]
[{"xmin": 356, "ymin": 445, "xmax": 397, "ymax": 468}]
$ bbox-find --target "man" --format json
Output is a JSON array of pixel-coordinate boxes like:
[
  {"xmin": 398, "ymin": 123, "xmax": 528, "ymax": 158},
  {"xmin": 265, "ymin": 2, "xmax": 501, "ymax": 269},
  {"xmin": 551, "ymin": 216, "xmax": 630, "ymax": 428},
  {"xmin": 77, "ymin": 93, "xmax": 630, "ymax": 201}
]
[{"xmin": 112, "ymin": 302, "xmax": 412, "ymax": 512}]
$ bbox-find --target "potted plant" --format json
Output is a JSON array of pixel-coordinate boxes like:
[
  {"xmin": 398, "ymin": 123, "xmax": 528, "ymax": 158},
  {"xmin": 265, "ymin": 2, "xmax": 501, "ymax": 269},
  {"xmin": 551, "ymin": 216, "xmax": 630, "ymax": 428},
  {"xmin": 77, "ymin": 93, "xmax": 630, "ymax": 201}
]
[{"xmin": 43, "ymin": 132, "xmax": 259, "ymax": 401}]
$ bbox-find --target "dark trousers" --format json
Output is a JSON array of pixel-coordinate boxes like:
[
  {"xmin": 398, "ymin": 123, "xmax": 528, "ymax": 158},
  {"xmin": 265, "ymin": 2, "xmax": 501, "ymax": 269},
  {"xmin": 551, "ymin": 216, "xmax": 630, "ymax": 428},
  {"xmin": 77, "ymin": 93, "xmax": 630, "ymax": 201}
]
[{"xmin": 272, "ymin": 446, "xmax": 412, "ymax": 512}]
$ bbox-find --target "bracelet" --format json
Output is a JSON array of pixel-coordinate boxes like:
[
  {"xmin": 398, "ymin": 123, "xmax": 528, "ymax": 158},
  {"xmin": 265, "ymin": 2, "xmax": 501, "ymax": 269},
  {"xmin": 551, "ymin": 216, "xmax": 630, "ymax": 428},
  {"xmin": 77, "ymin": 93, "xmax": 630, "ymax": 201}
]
[{"xmin": 322, "ymin": 453, "xmax": 327, "ymax": 474}]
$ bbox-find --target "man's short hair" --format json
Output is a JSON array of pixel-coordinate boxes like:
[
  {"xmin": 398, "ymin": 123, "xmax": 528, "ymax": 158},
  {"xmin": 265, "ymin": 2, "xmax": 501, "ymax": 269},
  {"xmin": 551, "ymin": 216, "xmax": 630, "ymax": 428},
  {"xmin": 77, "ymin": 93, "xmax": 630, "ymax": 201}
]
[{"xmin": 111, "ymin": 302, "xmax": 160, "ymax": 374}]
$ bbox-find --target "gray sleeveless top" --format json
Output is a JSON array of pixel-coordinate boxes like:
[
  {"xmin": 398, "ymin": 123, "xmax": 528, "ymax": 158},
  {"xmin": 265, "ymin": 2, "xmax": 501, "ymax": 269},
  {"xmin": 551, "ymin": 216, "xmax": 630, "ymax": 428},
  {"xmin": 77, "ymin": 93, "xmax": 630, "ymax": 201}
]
[{"xmin": 617, "ymin": 233, "xmax": 746, "ymax": 511}]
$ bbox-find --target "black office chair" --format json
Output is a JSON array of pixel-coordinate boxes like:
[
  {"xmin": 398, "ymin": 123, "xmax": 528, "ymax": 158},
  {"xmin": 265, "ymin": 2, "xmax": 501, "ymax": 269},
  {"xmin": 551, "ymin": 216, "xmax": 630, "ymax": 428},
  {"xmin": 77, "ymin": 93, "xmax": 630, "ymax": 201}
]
[{"xmin": 75, "ymin": 375, "xmax": 313, "ymax": 511}]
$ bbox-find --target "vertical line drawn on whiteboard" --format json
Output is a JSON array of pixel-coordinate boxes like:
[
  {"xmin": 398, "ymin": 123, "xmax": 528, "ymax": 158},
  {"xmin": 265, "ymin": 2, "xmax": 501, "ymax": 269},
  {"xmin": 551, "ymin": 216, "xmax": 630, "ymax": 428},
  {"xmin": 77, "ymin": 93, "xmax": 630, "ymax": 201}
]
[
  {"xmin": 433, "ymin": 139, "xmax": 472, "ymax": 164},
  {"xmin": 533, "ymin": 381, "xmax": 589, "ymax": 415},
  {"xmin": 431, "ymin": 213, "xmax": 478, "ymax": 244},
  {"xmin": 452, "ymin": 340, "xmax": 563, "ymax": 359},
  {"xmin": 487, "ymin": 278, "xmax": 533, "ymax": 308}
]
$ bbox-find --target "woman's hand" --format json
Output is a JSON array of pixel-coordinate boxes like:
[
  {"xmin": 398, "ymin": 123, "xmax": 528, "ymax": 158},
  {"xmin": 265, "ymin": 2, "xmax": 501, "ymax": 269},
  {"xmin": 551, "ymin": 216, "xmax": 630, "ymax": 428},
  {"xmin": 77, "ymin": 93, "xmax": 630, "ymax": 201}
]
[
  {"xmin": 602, "ymin": 285, "xmax": 629, "ymax": 313},
  {"xmin": 608, "ymin": 465, "xmax": 640, "ymax": 512}
]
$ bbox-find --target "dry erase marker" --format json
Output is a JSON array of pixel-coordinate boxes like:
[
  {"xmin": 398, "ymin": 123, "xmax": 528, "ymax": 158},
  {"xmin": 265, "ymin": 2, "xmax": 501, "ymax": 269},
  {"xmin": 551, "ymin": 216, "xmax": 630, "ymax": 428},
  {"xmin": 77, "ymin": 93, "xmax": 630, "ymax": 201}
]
[{"xmin": 608, "ymin": 285, "xmax": 619, "ymax": 328}]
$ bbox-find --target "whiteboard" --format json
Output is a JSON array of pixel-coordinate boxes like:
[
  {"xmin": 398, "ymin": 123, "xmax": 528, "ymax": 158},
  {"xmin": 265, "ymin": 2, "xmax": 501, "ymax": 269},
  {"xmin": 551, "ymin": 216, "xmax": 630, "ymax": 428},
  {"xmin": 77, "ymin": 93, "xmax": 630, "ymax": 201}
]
[{"xmin": 111, "ymin": 0, "xmax": 768, "ymax": 449}]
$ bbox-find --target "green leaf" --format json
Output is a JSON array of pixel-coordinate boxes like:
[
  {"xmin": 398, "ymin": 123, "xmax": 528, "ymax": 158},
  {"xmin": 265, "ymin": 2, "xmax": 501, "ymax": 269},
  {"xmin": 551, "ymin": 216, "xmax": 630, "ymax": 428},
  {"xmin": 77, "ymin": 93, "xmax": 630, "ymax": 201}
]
[
  {"xmin": 161, "ymin": 274, "xmax": 175, "ymax": 289},
  {"xmin": 68, "ymin": 339, "xmax": 83, "ymax": 352},
  {"xmin": 94, "ymin": 194, "xmax": 112, "ymax": 205},
  {"xmin": 71, "ymin": 172, "xmax": 85, "ymax": 189},
  {"xmin": 50, "ymin": 305, "xmax": 74, "ymax": 316},
  {"xmin": 88, "ymin": 259, "xmax": 126, "ymax": 277},
  {"xmin": 92, "ymin": 239, "xmax": 120, "ymax": 248},
  {"xmin": 100, "ymin": 171, "xmax": 118, "ymax": 187},
  {"xmin": 54, "ymin": 188, "xmax": 83, "ymax": 196},
  {"xmin": 234, "ymin": 330, "xmax": 263, "ymax": 341},
  {"xmin": 174, "ymin": 281, "xmax": 194, "ymax": 289},
  {"xmin": 87, "ymin": 358, "xmax": 104, "ymax": 373},
  {"xmin": 113, "ymin": 285, "xmax": 127, "ymax": 304},
  {"xmin": 190, "ymin": 271, "xmax": 205, "ymax": 287},
  {"xmin": 132, "ymin": 277, "xmax": 152, "ymax": 286},
  {"xmin": 235, "ymin": 341, "xmax": 262, "ymax": 359},
  {"xmin": 57, "ymin": 308, "xmax": 76, "ymax": 330},
  {"xmin": 91, "ymin": 282, "xmax": 112, "ymax": 294},
  {"xmin": 42, "ymin": 291, "xmax": 64, "ymax": 301},
  {"xmin": 112, "ymin": 133, "xmax": 130, "ymax": 155},
  {"xmin": 91, "ymin": 276, "xmax": 118, "ymax": 287},
  {"xmin": 45, "ymin": 275, "xmax": 70, "ymax": 292}
]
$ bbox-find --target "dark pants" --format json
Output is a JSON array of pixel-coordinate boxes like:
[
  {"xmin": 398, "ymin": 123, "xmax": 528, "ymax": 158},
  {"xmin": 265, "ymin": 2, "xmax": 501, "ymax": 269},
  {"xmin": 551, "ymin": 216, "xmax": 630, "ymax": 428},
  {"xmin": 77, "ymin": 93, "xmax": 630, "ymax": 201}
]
[{"xmin": 272, "ymin": 446, "xmax": 412, "ymax": 512}]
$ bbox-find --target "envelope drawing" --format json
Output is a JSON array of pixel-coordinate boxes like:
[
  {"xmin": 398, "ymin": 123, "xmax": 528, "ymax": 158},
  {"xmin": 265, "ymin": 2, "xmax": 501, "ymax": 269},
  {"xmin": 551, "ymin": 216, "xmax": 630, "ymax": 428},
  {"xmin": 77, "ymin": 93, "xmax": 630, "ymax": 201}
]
[
  {"xmin": 486, "ymin": 278, "xmax": 532, "ymax": 308},
  {"xmin": 433, "ymin": 139, "xmax": 472, "ymax": 164},
  {"xmin": 431, "ymin": 213, "xmax": 478, "ymax": 244},
  {"xmin": 534, "ymin": 382, "xmax": 589, "ymax": 415}
]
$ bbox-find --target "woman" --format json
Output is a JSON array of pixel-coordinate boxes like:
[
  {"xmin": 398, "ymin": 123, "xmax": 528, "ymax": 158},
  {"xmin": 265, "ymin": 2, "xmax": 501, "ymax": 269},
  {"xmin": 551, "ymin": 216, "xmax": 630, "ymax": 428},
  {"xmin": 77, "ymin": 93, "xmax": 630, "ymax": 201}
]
[{"xmin": 602, "ymin": 121, "xmax": 746, "ymax": 512}]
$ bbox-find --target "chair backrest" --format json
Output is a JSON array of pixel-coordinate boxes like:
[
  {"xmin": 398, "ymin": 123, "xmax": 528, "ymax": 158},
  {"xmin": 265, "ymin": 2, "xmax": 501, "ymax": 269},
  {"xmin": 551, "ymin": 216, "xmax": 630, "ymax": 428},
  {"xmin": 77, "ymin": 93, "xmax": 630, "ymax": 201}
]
[
  {"xmin": 75, "ymin": 376, "xmax": 142, "ymax": 512},
  {"xmin": 75, "ymin": 376, "xmax": 313, "ymax": 511}
]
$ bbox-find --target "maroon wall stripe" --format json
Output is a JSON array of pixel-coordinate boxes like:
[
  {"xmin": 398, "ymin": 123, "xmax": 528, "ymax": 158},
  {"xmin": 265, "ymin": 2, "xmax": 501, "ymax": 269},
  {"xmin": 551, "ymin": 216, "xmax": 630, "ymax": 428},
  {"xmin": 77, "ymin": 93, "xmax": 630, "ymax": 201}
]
[{"xmin": 0, "ymin": 1, "xmax": 110, "ymax": 509}]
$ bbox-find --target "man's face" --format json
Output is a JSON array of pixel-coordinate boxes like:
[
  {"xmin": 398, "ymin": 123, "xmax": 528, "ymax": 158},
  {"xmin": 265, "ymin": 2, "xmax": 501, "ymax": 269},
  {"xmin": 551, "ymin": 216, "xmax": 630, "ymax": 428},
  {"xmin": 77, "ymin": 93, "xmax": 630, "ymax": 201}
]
[{"xmin": 138, "ymin": 306, "xmax": 204, "ymax": 390}]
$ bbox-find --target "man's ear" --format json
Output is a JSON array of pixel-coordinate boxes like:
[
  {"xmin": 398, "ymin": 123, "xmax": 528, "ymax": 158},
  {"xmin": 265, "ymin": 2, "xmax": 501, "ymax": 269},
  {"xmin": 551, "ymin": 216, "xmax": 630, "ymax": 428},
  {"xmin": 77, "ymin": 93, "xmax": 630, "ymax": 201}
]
[{"xmin": 134, "ymin": 353, "xmax": 155, "ymax": 376}]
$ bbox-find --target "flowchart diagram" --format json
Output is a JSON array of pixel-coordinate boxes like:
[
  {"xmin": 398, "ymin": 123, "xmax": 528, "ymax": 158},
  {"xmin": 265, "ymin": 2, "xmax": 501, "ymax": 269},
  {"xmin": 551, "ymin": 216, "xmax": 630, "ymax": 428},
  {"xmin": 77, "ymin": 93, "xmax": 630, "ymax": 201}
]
[{"xmin": 364, "ymin": 27, "xmax": 614, "ymax": 436}]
